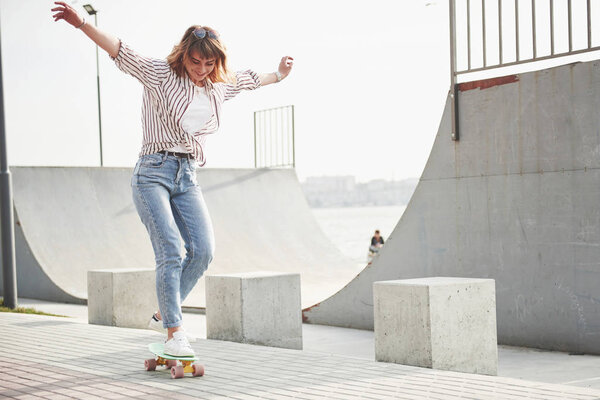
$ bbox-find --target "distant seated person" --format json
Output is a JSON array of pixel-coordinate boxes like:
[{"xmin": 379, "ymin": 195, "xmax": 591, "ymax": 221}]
[{"xmin": 369, "ymin": 230, "xmax": 385, "ymax": 254}]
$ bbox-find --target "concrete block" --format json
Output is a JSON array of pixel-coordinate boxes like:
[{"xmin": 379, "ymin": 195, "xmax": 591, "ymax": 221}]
[
  {"xmin": 206, "ymin": 271, "xmax": 302, "ymax": 349},
  {"xmin": 374, "ymin": 277, "xmax": 497, "ymax": 375},
  {"xmin": 88, "ymin": 269, "xmax": 157, "ymax": 329}
]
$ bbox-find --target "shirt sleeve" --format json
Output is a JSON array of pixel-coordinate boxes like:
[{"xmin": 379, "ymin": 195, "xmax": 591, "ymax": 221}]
[
  {"xmin": 223, "ymin": 70, "xmax": 262, "ymax": 101},
  {"xmin": 111, "ymin": 41, "xmax": 169, "ymax": 90}
]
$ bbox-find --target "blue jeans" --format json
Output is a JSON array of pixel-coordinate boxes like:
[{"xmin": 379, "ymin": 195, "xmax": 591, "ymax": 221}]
[{"xmin": 131, "ymin": 153, "xmax": 214, "ymax": 329}]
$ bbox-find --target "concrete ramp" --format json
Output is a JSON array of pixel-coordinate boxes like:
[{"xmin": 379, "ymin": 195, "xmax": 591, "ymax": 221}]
[
  {"xmin": 1, "ymin": 167, "xmax": 360, "ymax": 308},
  {"xmin": 303, "ymin": 60, "xmax": 600, "ymax": 354}
]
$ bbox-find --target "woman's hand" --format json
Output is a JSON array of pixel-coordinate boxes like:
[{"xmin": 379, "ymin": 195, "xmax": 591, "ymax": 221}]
[
  {"xmin": 51, "ymin": 1, "xmax": 120, "ymax": 58},
  {"xmin": 51, "ymin": 1, "xmax": 85, "ymax": 28},
  {"xmin": 258, "ymin": 56, "xmax": 294, "ymax": 86},
  {"xmin": 278, "ymin": 56, "xmax": 294, "ymax": 79}
]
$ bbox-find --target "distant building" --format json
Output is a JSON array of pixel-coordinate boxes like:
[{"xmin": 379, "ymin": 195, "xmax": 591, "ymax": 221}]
[
  {"xmin": 301, "ymin": 176, "xmax": 418, "ymax": 208},
  {"xmin": 302, "ymin": 176, "xmax": 357, "ymax": 207},
  {"xmin": 304, "ymin": 176, "xmax": 356, "ymax": 192}
]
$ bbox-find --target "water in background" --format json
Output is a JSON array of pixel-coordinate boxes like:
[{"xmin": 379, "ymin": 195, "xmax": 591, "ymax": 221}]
[{"xmin": 311, "ymin": 205, "xmax": 406, "ymax": 264}]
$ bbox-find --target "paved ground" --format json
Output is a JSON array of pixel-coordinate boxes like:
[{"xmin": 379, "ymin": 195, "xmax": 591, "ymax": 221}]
[
  {"xmin": 3, "ymin": 309, "xmax": 600, "ymax": 399},
  {"xmin": 18, "ymin": 298, "xmax": 600, "ymax": 390}
]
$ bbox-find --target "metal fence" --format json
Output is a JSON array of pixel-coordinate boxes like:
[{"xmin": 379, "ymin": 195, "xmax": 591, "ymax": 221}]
[
  {"xmin": 254, "ymin": 105, "xmax": 295, "ymax": 168},
  {"xmin": 449, "ymin": 0, "xmax": 600, "ymax": 140}
]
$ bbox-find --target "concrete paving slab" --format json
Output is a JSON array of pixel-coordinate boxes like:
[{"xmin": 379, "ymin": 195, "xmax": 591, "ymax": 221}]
[
  {"xmin": 2, "ymin": 311, "xmax": 600, "ymax": 399},
  {"xmin": 16, "ymin": 297, "xmax": 600, "ymax": 390}
]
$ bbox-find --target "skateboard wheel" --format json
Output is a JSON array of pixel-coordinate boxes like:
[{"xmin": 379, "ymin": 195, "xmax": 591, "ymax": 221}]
[
  {"xmin": 166, "ymin": 360, "xmax": 178, "ymax": 368},
  {"xmin": 171, "ymin": 366, "xmax": 184, "ymax": 379},
  {"xmin": 144, "ymin": 359, "xmax": 157, "ymax": 371},
  {"xmin": 192, "ymin": 364, "xmax": 204, "ymax": 377}
]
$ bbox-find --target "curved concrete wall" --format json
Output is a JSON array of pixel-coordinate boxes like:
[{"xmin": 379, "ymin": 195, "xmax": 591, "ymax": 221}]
[
  {"xmin": 303, "ymin": 60, "xmax": 600, "ymax": 354},
  {"xmin": 0, "ymin": 167, "xmax": 359, "ymax": 308}
]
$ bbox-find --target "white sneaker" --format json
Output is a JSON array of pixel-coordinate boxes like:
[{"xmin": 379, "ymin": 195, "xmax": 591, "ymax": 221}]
[
  {"xmin": 147, "ymin": 313, "xmax": 197, "ymax": 343},
  {"xmin": 148, "ymin": 313, "xmax": 166, "ymax": 334},
  {"xmin": 164, "ymin": 331, "xmax": 195, "ymax": 357}
]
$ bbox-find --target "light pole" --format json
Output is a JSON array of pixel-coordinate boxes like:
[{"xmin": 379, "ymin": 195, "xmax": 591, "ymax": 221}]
[
  {"xmin": 83, "ymin": 4, "xmax": 103, "ymax": 166},
  {"xmin": 0, "ymin": 13, "xmax": 17, "ymax": 309}
]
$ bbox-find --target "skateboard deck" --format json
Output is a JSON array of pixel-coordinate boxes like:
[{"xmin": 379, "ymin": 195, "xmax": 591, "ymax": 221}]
[{"xmin": 145, "ymin": 342, "xmax": 204, "ymax": 379}]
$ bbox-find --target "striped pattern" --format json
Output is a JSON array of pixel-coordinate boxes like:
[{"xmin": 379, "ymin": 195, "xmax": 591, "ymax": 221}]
[{"xmin": 113, "ymin": 41, "xmax": 261, "ymax": 166}]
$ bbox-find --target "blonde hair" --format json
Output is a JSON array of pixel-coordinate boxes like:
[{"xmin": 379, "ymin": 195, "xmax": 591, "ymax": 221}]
[{"xmin": 167, "ymin": 25, "xmax": 233, "ymax": 83}]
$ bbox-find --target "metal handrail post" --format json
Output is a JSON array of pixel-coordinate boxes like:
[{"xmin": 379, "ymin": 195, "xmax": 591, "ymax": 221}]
[
  {"xmin": 449, "ymin": 0, "xmax": 459, "ymax": 141},
  {"xmin": 467, "ymin": 0, "xmax": 471, "ymax": 69},
  {"xmin": 568, "ymin": 0, "xmax": 573, "ymax": 52},
  {"xmin": 482, "ymin": 0, "xmax": 487, "ymax": 67},
  {"xmin": 291, "ymin": 105, "xmax": 296, "ymax": 167},
  {"xmin": 498, "ymin": 0, "xmax": 503, "ymax": 64},
  {"xmin": 532, "ymin": 0, "xmax": 537, "ymax": 59},
  {"xmin": 0, "ymin": 20, "xmax": 17, "ymax": 309},
  {"xmin": 515, "ymin": 0, "xmax": 520, "ymax": 61},
  {"xmin": 551, "ymin": 0, "xmax": 555, "ymax": 55},
  {"xmin": 262, "ymin": 111, "xmax": 266, "ymax": 167},
  {"xmin": 587, "ymin": 0, "xmax": 592, "ymax": 49},
  {"xmin": 253, "ymin": 111, "xmax": 257, "ymax": 168}
]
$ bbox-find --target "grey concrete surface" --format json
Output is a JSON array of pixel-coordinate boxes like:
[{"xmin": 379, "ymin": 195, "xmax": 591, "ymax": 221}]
[
  {"xmin": 303, "ymin": 59, "xmax": 600, "ymax": 355},
  {"xmin": 87, "ymin": 269, "xmax": 157, "ymax": 329},
  {"xmin": 16, "ymin": 298, "xmax": 600, "ymax": 390},
  {"xmin": 0, "ymin": 167, "xmax": 363, "ymax": 309},
  {"xmin": 206, "ymin": 272, "xmax": 302, "ymax": 349},
  {"xmin": 3, "ymin": 311, "xmax": 600, "ymax": 399},
  {"xmin": 374, "ymin": 278, "xmax": 497, "ymax": 375}
]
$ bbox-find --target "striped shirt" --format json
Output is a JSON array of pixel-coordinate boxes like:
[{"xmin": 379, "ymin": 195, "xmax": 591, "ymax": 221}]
[{"xmin": 112, "ymin": 41, "xmax": 261, "ymax": 166}]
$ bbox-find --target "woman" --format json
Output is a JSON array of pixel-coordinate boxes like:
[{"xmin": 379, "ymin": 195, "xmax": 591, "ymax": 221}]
[{"xmin": 52, "ymin": 2, "xmax": 293, "ymax": 357}]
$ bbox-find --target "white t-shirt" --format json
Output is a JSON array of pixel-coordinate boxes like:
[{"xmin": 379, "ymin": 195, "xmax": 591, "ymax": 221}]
[{"xmin": 167, "ymin": 85, "xmax": 211, "ymax": 153}]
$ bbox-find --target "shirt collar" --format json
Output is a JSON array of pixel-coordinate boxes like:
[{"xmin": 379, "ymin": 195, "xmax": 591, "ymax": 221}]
[{"xmin": 184, "ymin": 73, "xmax": 213, "ymax": 92}]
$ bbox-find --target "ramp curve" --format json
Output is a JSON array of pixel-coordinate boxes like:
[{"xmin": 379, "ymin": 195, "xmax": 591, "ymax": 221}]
[
  {"xmin": 0, "ymin": 167, "xmax": 361, "ymax": 309},
  {"xmin": 303, "ymin": 59, "xmax": 600, "ymax": 354}
]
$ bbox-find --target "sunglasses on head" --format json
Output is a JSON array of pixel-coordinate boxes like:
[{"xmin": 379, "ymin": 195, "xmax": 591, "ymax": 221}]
[{"xmin": 193, "ymin": 28, "xmax": 219, "ymax": 40}]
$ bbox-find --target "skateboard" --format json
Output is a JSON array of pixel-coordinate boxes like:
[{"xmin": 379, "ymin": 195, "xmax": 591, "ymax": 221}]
[{"xmin": 144, "ymin": 342, "xmax": 204, "ymax": 379}]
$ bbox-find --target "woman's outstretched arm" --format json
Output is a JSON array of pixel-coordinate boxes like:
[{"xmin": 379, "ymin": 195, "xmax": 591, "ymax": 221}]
[
  {"xmin": 52, "ymin": 1, "xmax": 120, "ymax": 58},
  {"xmin": 259, "ymin": 56, "xmax": 294, "ymax": 86},
  {"xmin": 224, "ymin": 56, "xmax": 294, "ymax": 100}
]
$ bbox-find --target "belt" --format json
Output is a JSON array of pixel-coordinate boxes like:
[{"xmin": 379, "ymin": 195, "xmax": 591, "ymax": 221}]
[{"xmin": 158, "ymin": 150, "xmax": 194, "ymax": 159}]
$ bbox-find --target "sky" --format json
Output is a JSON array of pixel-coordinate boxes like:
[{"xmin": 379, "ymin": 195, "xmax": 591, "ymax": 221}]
[{"xmin": 1, "ymin": 1, "xmax": 598, "ymax": 182}]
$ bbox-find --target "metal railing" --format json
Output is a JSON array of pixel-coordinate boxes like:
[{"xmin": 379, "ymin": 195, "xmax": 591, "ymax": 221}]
[
  {"xmin": 449, "ymin": 0, "xmax": 600, "ymax": 140},
  {"xmin": 253, "ymin": 105, "xmax": 295, "ymax": 168}
]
